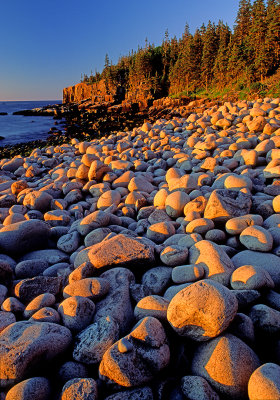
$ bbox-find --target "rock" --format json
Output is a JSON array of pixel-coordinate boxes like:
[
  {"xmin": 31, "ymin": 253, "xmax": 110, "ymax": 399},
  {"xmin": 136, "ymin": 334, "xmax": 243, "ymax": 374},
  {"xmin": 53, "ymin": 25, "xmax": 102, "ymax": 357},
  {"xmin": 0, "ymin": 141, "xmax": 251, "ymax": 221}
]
[
  {"xmin": 5, "ymin": 377, "xmax": 51, "ymax": 400},
  {"xmin": 181, "ymin": 376, "xmax": 220, "ymax": 400},
  {"xmin": 225, "ymin": 214, "xmax": 263, "ymax": 235},
  {"xmin": 228, "ymin": 312, "xmax": 255, "ymax": 344},
  {"xmin": 23, "ymin": 191, "xmax": 52, "ymax": 212},
  {"xmin": 15, "ymin": 259, "xmax": 49, "ymax": 278},
  {"xmin": 58, "ymin": 296, "xmax": 95, "ymax": 333},
  {"xmin": 160, "ymin": 245, "xmax": 188, "ymax": 266},
  {"xmin": 0, "ymin": 219, "xmax": 51, "ymax": 255},
  {"xmin": 58, "ymin": 360, "xmax": 88, "ymax": 383},
  {"xmin": 77, "ymin": 210, "xmax": 110, "ymax": 236},
  {"xmin": 134, "ymin": 295, "xmax": 169, "ymax": 321},
  {"xmin": 249, "ymin": 304, "xmax": 280, "ymax": 334},
  {"xmin": 248, "ymin": 363, "xmax": 280, "ymax": 400},
  {"xmin": 73, "ymin": 316, "xmax": 119, "ymax": 364},
  {"xmin": 63, "ymin": 278, "xmax": 110, "ymax": 300},
  {"xmin": 147, "ymin": 221, "xmax": 175, "ymax": 244},
  {"xmin": 24, "ymin": 293, "xmax": 56, "ymax": 318},
  {"xmin": 172, "ymin": 264, "xmax": 205, "ymax": 284},
  {"xmin": 231, "ymin": 250, "xmax": 280, "ymax": 287},
  {"xmin": 29, "ymin": 307, "xmax": 60, "ymax": 323},
  {"xmin": 232, "ymin": 289, "xmax": 261, "ymax": 309},
  {"xmin": 104, "ymin": 387, "xmax": 154, "ymax": 400},
  {"xmin": 167, "ymin": 279, "xmax": 238, "ymax": 340},
  {"xmin": 240, "ymin": 226, "xmax": 273, "ymax": 252},
  {"xmin": 0, "ymin": 311, "xmax": 16, "ymax": 333},
  {"xmin": 189, "ymin": 240, "xmax": 235, "ymax": 286},
  {"xmin": 87, "ymin": 234, "xmax": 155, "ymax": 273},
  {"xmin": 204, "ymin": 189, "xmax": 251, "ymax": 222},
  {"xmin": 165, "ymin": 191, "xmax": 190, "ymax": 218},
  {"xmin": 19, "ymin": 249, "xmax": 69, "ymax": 265},
  {"xmin": 230, "ymin": 265, "xmax": 274, "ymax": 290},
  {"xmin": 186, "ymin": 218, "xmax": 214, "ymax": 234},
  {"xmin": 99, "ymin": 317, "xmax": 170, "ymax": 387},
  {"xmin": 14, "ymin": 276, "xmax": 61, "ymax": 303},
  {"xmin": 61, "ymin": 378, "xmax": 98, "ymax": 400},
  {"xmin": 191, "ymin": 333, "xmax": 260, "ymax": 399},
  {"xmin": 0, "ymin": 321, "xmax": 72, "ymax": 388},
  {"xmin": 84, "ymin": 227, "xmax": 111, "ymax": 247},
  {"xmin": 142, "ymin": 266, "xmax": 172, "ymax": 295},
  {"xmin": 128, "ymin": 176, "xmax": 154, "ymax": 193},
  {"xmin": 93, "ymin": 268, "xmax": 134, "ymax": 335},
  {"xmin": 97, "ymin": 190, "xmax": 121, "ymax": 210},
  {"xmin": 57, "ymin": 231, "xmax": 80, "ymax": 253}
]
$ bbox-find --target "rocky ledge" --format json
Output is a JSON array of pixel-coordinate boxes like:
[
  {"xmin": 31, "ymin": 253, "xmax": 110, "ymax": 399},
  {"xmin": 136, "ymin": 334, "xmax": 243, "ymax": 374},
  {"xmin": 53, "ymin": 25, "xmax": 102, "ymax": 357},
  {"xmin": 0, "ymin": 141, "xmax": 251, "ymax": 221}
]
[{"xmin": 1, "ymin": 97, "xmax": 280, "ymax": 399}]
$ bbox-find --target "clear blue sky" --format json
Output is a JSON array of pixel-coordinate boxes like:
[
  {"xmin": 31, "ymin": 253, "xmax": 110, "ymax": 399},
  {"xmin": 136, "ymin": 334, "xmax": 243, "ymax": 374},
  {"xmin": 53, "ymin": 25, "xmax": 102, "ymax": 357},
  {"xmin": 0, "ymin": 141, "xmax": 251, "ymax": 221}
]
[{"xmin": 0, "ymin": 0, "xmax": 240, "ymax": 101}]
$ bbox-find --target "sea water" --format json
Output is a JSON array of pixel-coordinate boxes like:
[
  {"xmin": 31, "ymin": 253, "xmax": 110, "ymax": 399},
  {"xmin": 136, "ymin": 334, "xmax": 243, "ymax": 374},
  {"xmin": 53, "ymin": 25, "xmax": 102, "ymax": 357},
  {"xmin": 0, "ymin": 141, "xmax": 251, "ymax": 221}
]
[{"xmin": 0, "ymin": 100, "xmax": 63, "ymax": 147}]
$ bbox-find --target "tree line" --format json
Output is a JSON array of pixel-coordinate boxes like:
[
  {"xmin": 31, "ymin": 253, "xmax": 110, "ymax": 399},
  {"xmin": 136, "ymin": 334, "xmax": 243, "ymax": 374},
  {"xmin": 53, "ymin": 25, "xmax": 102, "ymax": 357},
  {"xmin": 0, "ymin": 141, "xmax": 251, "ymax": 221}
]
[{"xmin": 81, "ymin": 0, "xmax": 280, "ymax": 98}]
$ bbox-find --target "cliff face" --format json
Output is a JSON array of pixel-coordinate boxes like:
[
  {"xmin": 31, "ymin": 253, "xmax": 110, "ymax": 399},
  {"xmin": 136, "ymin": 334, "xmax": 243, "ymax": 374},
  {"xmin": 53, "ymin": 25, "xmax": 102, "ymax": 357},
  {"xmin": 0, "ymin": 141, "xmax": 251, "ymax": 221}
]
[
  {"xmin": 63, "ymin": 80, "xmax": 153, "ymax": 110},
  {"xmin": 63, "ymin": 81, "xmax": 118, "ymax": 104}
]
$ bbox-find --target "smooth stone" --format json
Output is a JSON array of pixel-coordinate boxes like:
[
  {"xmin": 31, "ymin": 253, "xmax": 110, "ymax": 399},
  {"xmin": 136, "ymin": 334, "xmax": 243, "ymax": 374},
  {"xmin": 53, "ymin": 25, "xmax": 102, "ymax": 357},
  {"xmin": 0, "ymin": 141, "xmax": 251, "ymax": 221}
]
[
  {"xmin": 249, "ymin": 304, "xmax": 280, "ymax": 334},
  {"xmin": 189, "ymin": 240, "xmax": 235, "ymax": 286},
  {"xmin": 63, "ymin": 278, "xmax": 110, "ymax": 300},
  {"xmin": 248, "ymin": 363, "xmax": 280, "ymax": 400},
  {"xmin": 29, "ymin": 307, "xmax": 60, "ymax": 323},
  {"xmin": 0, "ymin": 321, "xmax": 72, "ymax": 388},
  {"xmin": 159, "ymin": 245, "xmax": 188, "ymax": 266},
  {"xmin": 14, "ymin": 276, "xmax": 61, "ymax": 303},
  {"xmin": 230, "ymin": 265, "xmax": 274, "ymax": 290},
  {"xmin": 104, "ymin": 387, "xmax": 153, "ymax": 400},
  {"xmin": 167, "ymin": 279, "xmax": 238, "ymax": 341},
  {"xmin": 240, "ymin": 226, "xmax": 273, "ymax": 252},
  {"xmin": 134, "ymin": 295, "xmax": 169, "ymax": 321},
  {"xmin": 0, "ymin": 311, "xmax": 16, "ymax": 333},
  {"xmin": 0, "ymin": 219, "xmax": 51, "ymax": 255},
  {"xmin": 147, "ymin": 221, "xmax": 175, "ymax": 243},
  {"xmin": 15, "ymin": 260, "xmax": 49, "ymax": 279},
  {"xmin": 191, "ymin": 334, "xmax": 260, "ymax": 399},
  {"xmin": 87, "ymin": 234, "xmax": 155, "ymax": 273},
  {"xmin": 24, "ymin": 293, "xmax": 56, "ymax": 318},
  {"xmin": 231, "ymin": 250, "xmax": 280, "ymax": 287},
  {"xmin": 19, "ymin": 249, "xmax": 69, "ymax": 265},
  {"xmin": 172, "ymin": 264, "xmax": 205, "ymax": 284},
  {"xmin": 5, "ymin": 377, "xmax": 50, "ymax": 400},
  {"xmin": 58, "ymin": 296, "xmax": 95, "ymax": 333}
]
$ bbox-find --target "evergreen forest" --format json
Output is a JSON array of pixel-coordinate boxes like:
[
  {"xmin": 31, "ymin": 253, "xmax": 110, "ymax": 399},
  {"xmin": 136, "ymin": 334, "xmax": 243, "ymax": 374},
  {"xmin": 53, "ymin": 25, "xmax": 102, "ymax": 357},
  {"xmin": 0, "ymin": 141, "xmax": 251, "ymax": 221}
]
[{"xmin": 81, "ymin": 0, "xmax": 280, "ymax": 99}]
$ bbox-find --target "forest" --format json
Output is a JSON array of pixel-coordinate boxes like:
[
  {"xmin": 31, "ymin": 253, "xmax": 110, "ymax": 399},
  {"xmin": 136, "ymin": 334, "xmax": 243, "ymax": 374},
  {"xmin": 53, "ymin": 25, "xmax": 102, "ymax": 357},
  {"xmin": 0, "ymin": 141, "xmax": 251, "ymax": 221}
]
[{"xmin": 81, "ymin": 0, "xmax": 280, "ymax": 99}]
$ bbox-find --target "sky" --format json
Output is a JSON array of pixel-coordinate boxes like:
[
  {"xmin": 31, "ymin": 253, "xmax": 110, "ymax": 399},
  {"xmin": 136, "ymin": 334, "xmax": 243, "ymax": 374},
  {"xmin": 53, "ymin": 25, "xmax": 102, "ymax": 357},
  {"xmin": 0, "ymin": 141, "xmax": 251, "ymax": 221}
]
[{"xmin": 0, "ymin": 0, "xmax": 240, "ymax": 101}]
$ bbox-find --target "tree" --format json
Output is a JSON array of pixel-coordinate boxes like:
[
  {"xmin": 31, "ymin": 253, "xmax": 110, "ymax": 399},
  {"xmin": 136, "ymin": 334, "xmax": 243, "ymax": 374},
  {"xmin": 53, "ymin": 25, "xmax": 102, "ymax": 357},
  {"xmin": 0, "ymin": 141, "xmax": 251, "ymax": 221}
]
[
  {"xmin": 266, "ymin": 0, "xmax": 280, "ymax": 74},
  {"xmin": 250, "ymin": 0, "xmax": 267, "ymax": 81},
  {"xmin": 201, "ymin": 21, "xmax": 218, "ymax": 90}
]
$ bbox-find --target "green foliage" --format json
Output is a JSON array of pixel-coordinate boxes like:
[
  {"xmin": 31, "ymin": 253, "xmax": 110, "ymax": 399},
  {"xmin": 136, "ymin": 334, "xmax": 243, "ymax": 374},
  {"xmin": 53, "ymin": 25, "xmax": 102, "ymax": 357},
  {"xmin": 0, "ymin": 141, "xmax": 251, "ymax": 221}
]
[{"xmin": 80, "ymin": 0, "xmax": 280, "ymax": 101}]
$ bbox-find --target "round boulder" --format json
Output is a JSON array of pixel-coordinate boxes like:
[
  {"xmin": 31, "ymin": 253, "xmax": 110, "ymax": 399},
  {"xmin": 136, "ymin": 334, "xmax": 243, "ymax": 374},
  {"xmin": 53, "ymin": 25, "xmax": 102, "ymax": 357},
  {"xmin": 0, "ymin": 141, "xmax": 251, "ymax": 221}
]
[{"xmin": 167, "ymin": 279, "xmax": 238, "ymax": 341}]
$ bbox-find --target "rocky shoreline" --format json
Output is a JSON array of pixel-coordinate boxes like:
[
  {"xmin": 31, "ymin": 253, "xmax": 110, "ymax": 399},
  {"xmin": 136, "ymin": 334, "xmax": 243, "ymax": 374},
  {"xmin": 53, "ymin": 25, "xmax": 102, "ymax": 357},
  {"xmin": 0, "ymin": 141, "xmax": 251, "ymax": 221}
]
[{"xmin": 1, "ymin": 97, "xmax": 280, "ymax": 399}]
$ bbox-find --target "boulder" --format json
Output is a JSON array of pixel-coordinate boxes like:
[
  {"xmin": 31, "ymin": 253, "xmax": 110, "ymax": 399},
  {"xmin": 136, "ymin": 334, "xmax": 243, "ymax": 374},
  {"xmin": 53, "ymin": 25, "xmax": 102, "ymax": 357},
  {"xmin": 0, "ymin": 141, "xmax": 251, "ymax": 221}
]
[
  {"xmin": 0, "ymin": 321, "xmax": 72, "ymax": 388},
  {"xmin": 189, "ymin": 240, "xmax": 235, "ymax": 286},
  {"xmin": 99, "ymin": 317, "xmax": 170, "ymax": 387},
  {"xmin": 87, "ymin": 234, "xmax": 155, "ymax": 273},
  {"xmin": 191, "ymin": 333, "xmax": 260, "ymax": 399},
  {"xmin": 167, "ymin": 279, "xmax": 238, "ymax": 341},
  {"xmin": 204, "ymin": 189, "xmax": 251, "ymax": 222},
  {"xmin": 0, "ymin": 219, "xmax": 51, "ymax": 255}
]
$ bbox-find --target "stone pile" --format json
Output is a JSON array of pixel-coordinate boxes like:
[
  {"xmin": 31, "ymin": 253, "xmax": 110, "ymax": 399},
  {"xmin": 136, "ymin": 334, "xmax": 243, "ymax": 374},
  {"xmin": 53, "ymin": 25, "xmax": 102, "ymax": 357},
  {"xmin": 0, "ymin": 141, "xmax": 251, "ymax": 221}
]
[{"xmin": 1, "ymin": 97, "xmax": 280, "ymax": 399}]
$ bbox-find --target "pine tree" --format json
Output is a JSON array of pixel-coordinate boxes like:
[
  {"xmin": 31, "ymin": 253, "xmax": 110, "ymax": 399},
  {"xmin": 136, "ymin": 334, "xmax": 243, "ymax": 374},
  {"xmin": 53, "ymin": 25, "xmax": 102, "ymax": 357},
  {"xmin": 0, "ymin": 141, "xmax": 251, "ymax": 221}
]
[
  {"xmin": 201, "ymin": 21, "xmax": 218, "ymax": 91},
  {"xmin": 234, "ymin": 0, "xmax": 252, "ymax": 45},
  {"xmin": 213, "ymin": 21, "xmax": 232, "ymax": 86},
  {"xmin": 266, "ymin": 0, "xmax": 280, "ymax": 74},
  {"xmin": 250, "ymin": 0, "xmax": 267, "ymax": 82}
]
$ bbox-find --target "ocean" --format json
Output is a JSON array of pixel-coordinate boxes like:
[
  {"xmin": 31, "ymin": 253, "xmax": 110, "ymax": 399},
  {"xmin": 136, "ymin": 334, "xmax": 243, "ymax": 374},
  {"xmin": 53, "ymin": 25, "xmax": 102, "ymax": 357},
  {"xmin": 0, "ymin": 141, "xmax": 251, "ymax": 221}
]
[{"xmin": 0, "ymin": 100, "xmax": 63, "ymax": 148}]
